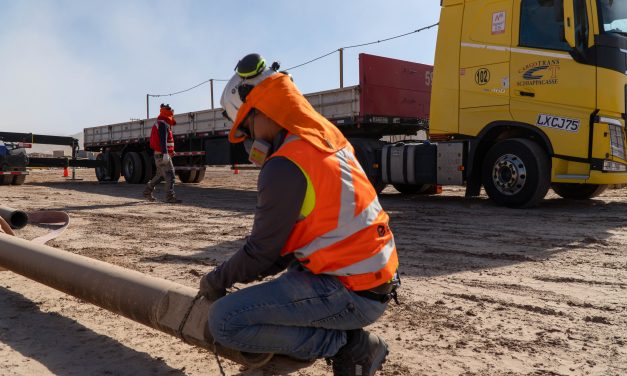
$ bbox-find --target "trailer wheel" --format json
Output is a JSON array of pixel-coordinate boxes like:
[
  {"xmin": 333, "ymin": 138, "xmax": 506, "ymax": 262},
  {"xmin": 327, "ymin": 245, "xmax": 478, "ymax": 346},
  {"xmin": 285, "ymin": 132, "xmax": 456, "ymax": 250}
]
[
  {"xmin": 192, "ymin": 167, "xmax": 206, "ymax": 183},
  {"xmin": 481, "ymin": 138, "xmax": 550, "ymax": 208},
  {"xmin": 95, "ymin": 153, "xmax": 107, "ymax": 181},
  {"xmin": 552, "ymin": 183, "xmax": 608, "ymax": 200},
  {"xmin": 12, "ymin": 175, "xmax": 26, "ymax": 185},
  {"xmin": 392, "ymin": 183, "xmax": 426, "ymax": 194},
  {"xmin": 122, "ymin": 152, "xmax": 144, "ymax": 184},
  {"xmin": 109, "ymin": 152, "xmax": 122, "ymax": 182},
  {"xmin": 94, "ymin": 153, "xmax": 107, "ymax": 181},
  {"xmin": 177, "ymin": 170, "xmax": 198, "ymax": 183},
  {"xmin": 0, "ymin": 175, "xmax": 13, "ymax": 185},
  {"xmin": 140, "ymin": 151, "xmax": 154, "ymax": 183},
  {"xmin": 95, "ymin": 152, "xmax": 121, "ymax": 182}
]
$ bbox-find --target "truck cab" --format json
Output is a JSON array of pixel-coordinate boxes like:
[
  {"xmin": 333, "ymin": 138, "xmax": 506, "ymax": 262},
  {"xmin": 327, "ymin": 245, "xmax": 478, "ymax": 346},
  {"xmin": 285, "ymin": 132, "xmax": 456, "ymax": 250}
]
[{"xmin": 431, "ymin": 0, "xmax": 627, "ymax": 206}]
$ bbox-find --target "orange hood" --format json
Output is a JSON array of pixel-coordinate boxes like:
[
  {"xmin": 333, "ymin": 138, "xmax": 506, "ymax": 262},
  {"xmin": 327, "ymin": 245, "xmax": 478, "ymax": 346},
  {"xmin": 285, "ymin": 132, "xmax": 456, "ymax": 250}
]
[
  {"xmin": 158, "ymin": 107, "xmax": 176, "ymax": 126},
  {"xmin": 228, "ymin": 74, "xmax": 347, "ymax": 153}
]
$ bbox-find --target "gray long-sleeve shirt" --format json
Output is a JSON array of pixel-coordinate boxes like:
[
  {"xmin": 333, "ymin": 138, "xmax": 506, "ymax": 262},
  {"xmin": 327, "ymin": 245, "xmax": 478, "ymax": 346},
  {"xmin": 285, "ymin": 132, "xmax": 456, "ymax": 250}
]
[{"xmin": 203, "ymin": 155, "xmax": 307, "ymax": 289}]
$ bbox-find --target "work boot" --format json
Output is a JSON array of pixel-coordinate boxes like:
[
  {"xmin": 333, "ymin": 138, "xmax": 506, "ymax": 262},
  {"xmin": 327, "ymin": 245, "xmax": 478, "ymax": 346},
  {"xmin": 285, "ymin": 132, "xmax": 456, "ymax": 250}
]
[
  {"xmin": 165, "ymin": 195, "xmax": 182, "ymax": 204},
  {"xmin": 327, "ymin": 329, "xmax": 388, "ymax": 376},
  {"xmin": 143, "ymin": 186, "xmax": 156, "ymax": 202}
]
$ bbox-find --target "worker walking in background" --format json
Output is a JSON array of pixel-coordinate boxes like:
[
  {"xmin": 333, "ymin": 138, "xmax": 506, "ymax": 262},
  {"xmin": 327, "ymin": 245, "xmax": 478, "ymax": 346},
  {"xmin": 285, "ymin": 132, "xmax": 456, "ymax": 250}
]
[
  {"xmin": 199, "ymin": 54, "xmax": 400, "ymax": 376},
  {"xmin": 143, "ymin": 104, "xmax": 181, "ymax": 203}
]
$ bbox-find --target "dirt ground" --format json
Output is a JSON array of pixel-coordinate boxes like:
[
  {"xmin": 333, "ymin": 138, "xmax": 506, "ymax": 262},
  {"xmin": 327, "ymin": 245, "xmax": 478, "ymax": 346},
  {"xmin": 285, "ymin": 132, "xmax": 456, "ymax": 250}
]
[{"xmin": 0, "ymin": 168, "xmax": 625, "ymax": 376}]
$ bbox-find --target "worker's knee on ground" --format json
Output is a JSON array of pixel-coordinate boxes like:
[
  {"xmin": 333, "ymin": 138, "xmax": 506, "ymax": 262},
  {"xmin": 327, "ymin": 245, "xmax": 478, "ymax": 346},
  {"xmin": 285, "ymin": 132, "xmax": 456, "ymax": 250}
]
[{"xmin": 207, "ymin": 297, "xmax": 247, "ymax": 347}]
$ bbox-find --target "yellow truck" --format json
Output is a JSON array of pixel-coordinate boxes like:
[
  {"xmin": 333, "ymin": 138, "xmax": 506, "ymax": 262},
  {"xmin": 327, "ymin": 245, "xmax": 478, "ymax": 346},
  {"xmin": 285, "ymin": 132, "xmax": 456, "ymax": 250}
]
[{"xmin": 415, "ymin": 0, "xmax": 627, "ymax": 207}]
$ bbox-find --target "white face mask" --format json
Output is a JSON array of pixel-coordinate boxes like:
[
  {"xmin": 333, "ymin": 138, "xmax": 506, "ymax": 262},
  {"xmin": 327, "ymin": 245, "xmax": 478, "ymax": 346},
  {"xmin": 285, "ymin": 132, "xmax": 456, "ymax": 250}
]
[
  {"xmin": 241, "ymin": 110, "xmax": 273, "ymax": 167},
  {"xmin": 246, "ymin": 139, "xmax": 272, "ymax": 167}
]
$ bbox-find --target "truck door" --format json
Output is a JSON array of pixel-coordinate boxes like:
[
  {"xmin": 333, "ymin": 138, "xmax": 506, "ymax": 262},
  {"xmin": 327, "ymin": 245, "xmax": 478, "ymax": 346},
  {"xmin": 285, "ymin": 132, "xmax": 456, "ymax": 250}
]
[
  {"xmin": 510, "ymin": 0, "xmax": 595, "ymax": 162},
  {"xmin": 459, "ymin": 0, "xmax": 514, "ymax": 136}
]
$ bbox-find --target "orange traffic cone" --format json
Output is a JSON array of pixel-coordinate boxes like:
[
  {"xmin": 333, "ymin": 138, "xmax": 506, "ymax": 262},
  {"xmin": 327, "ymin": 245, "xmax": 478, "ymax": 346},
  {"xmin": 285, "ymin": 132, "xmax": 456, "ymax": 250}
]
[
  {"xmin": 63, "ymin": 167, "xmax": 69, "ymax": 177},
  {"xmin": 233, "ymin": 165, "xmax": 239, "ymax": 175}
]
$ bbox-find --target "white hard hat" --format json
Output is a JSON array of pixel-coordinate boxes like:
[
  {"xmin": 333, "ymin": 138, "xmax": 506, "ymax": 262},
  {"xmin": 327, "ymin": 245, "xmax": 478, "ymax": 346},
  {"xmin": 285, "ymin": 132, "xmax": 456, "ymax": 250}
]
[{"xmin": 220, "ymin": 53, "xmax": 279, "ymax": 123}]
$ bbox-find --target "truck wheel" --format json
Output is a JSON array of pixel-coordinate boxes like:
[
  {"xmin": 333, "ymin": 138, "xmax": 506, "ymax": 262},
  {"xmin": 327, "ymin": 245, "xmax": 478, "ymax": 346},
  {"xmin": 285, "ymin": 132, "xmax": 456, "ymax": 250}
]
[
  {"xmin": 192, "ymin": 167, "xmax": 206, "ymax": 183},
  {"xmin": 140, "ymin": 152, "xmax": 154, "ymax": 183},
  {"xmin": 481, "ymin": 138, "xmax": 550, "ymax": 208},
  {"xmin": 552, "ymin": 183, "xmax": 608, "ymax": 200},
  {"xmin": 95, "ymin": 153, "xmax": 107, "ymax": 181},
  {"xmin": 392, "ymin": 183, "xmax": 426, "ymax": 194},
  {"xmin": 122, "ymin": 152, "xmax": 144, "ymax": 184},
  {"xmin": 177, "ymin": 170, "xmax": 198, "ymax": 183},
  {"xmin": 12, "ymin": 175, "xmax": 26, "ymax": 185},
  {"xmin": 0, "ymin": 175, "xmax": 13, "ymax": 185},
  {"xmin": 351, "ymin": 138, "xmax": 387, "ymax": 194},
  {"xmin": 95, "ymin": 152, "xmax": 121, "ymax": 182},
  {"xmin": 108, "ymin": 152, "xmax": 122, "ymax": 182}
]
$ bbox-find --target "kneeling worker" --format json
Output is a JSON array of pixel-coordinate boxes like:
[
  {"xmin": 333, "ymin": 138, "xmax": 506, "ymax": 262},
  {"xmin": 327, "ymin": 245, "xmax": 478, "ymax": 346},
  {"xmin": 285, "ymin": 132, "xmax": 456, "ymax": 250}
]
[{"xmin": 199, "ymin": 54, "xmax": 400, "ymax": 376}]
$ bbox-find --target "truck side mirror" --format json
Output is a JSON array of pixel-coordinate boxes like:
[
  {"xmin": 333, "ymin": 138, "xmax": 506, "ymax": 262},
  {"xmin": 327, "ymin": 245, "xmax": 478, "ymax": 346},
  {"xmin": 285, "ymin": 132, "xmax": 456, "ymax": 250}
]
[{"xmin": 562, "ymin": 0, "xmax": 576, "ymax": 48}]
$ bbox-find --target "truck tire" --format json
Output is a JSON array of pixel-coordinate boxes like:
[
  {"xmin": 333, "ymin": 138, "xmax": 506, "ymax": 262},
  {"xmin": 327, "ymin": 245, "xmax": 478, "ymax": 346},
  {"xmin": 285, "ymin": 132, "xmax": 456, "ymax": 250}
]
[
  {"xmin": 392, "ymin": 183, "xmax": 426, "ymax": 194},
  {"xmin": 140, "ymin": 151, "xmax": 154, "ymax": 183},
  {"xmin": 109, "ymin": 152, "xmax": 122, "ymax": 182},
  {"xmin": 0, "ymin": 175, "xmax": 13, "ymax": 185},
  {"xmin": 192, "ymin": 167, "xmax": 206, "ymax": 183},
  {"xmin": 177, "ymin": 170, "xmax": 198, "ymax": 183},
  {"xmin": 351, "ymin": 138, "xmax": 386, "ymax": 194},
  {"xmin": 552, "ymin": 183, "xmax": 608, "ymax": 200},
  {"xmin": 95, "ymin": 153, "xmax": 107, "ymax": 181},
  {"xmin": 12, "ymin": 175, "xmax": 26, "ymax": 185},
  {"xmin": 122, "ymin": 152, "xmax": 144, "ymax": 184},
  {"xmin": 481, "ymin": 138, "xmax": 550, "ymax": 208},
  {"xmin": 95, "ymin": 152, "xmax": 121, "ymax": 182}
]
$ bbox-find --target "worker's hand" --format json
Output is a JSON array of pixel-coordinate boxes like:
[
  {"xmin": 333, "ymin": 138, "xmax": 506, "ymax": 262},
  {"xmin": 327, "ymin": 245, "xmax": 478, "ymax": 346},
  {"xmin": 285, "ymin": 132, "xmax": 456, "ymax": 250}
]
[
  {"xmin": 162, "ymin": 154, "xmax": 171, "ymax": 163},
  {"xmin": 199, "ymin": 274, "xmax": 227, "ymax": 301}
]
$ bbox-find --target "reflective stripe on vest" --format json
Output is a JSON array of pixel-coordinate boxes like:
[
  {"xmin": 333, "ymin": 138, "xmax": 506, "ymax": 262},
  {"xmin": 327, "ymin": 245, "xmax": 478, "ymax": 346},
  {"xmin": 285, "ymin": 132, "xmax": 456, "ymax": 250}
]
[{"xmin": 325, "ymin": 237, "xmax": 395, "ymax": 276}]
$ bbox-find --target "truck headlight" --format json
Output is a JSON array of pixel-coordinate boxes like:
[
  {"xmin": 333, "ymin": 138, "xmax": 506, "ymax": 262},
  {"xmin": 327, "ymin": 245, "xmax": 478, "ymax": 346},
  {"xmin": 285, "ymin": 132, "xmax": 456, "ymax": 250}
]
[
  {"xmin": 603, "ymin": 160, "xmax": 627, "ymax": 172},
  {"xmin": 599, "ymin": 117, "xmax": 627, "ymax": 161}
]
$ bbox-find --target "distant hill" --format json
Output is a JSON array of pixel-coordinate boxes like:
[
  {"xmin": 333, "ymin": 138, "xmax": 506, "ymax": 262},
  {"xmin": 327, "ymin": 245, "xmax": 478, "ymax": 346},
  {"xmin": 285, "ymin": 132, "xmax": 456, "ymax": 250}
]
[{"xmin": 27, "ymin": 131, "xmax": 83, "ymax": 156}]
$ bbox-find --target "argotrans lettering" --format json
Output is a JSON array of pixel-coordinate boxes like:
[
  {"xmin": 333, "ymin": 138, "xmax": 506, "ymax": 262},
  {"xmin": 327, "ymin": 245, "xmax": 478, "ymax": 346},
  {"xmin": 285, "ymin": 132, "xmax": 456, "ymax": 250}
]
[{"xmin": 536, "ymin": 114, "xmax": 580, "ymax": 133}]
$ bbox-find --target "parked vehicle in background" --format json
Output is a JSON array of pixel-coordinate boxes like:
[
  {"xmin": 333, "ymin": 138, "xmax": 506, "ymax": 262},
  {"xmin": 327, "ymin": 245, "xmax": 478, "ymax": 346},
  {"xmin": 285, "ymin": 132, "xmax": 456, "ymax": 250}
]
[
  {"xmin": 0, "ymin": 139, "xmax": 28, "ymax": 185},
  {"xmin": 0, "ymin": 132, "xmax": 102, "ymax": 185}
]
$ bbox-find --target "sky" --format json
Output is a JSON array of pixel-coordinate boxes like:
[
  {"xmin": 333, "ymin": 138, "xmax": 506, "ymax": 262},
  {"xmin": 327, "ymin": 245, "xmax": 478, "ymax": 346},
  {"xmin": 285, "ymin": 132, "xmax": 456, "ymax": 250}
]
[{"xmin": 0, "ymin": 1, "xmax": 440, "ymax": 136}]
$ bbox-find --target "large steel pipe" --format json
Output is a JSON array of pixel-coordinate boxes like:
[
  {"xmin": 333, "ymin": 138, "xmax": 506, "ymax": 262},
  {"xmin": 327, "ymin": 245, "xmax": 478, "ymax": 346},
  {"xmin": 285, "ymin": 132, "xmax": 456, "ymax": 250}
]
[
  {"xmin": 0, "ymin": 206, "xmax": 28, "ymax": 229},
  {"xmin": 0, "ymin": 233, "xmax": 272, "ymax": 368}
]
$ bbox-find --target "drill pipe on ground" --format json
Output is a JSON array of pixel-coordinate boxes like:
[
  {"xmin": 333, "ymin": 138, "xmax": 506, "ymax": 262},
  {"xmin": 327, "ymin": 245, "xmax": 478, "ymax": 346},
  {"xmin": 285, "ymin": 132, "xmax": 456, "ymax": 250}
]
[
  {"xmin": 0, "ymin": 206, "xmax": 28, "ymax": 229},
  {"xmin": 0, "ymin": 233, "xmax": 273, "ymax": 368}
]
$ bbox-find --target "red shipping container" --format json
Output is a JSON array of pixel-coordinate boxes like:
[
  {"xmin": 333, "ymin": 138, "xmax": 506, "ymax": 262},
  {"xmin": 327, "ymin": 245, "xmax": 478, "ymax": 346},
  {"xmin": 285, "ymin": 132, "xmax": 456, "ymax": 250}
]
[{"xmin": 359, "ymin": 53, "xmax": 433, "ymax": 119}]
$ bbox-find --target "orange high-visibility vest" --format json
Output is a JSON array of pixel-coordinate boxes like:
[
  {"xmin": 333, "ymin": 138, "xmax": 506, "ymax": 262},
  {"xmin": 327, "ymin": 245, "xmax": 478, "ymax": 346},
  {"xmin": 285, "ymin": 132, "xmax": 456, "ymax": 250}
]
[{"xmin": 272, "ymin": 135, "xmax": 398, "ymax": 291}]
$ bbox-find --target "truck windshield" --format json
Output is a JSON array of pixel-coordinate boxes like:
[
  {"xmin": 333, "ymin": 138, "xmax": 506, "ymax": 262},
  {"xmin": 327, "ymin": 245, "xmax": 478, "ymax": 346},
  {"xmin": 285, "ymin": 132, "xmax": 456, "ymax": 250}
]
[{"xmin": 598, "ymin": 0, "xmax": 627, "ymax": 34}]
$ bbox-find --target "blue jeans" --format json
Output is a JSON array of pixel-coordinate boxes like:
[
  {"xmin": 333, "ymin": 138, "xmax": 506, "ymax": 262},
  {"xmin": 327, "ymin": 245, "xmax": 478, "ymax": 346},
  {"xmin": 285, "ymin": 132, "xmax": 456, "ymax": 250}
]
[{"xmin": 207, "ymin": 268, "xmax": 389, "ymax": 360}]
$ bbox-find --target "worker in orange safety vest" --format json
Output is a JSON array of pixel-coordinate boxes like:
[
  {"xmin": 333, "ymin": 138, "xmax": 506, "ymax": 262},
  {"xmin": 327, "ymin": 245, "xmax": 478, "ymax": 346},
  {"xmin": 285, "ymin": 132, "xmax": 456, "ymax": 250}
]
[
  {"xmin": 143, "ymin": 104, "xmax": 181, "ymax": 203},
  {"xmin": 198, "ymin": 54, "xmax": 400, "ymax": 376}
]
